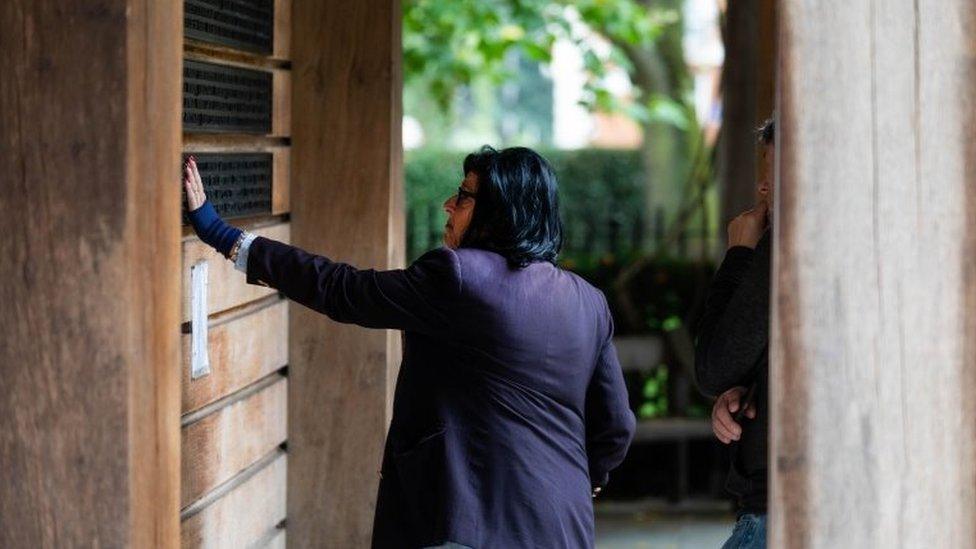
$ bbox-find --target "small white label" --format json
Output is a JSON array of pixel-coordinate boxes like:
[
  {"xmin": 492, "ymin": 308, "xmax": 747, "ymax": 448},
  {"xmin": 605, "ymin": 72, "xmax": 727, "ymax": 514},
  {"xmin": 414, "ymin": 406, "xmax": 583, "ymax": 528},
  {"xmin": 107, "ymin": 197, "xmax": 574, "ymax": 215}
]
[{"xmin": 190, "ymin": 260, "xmax": 211, "ymax": 379}]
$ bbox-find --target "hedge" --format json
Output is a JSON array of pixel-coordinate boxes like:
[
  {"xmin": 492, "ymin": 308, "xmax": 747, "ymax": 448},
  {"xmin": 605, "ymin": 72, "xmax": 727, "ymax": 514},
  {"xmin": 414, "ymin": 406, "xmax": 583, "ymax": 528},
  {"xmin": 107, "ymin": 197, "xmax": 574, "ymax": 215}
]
[{"xmin": 405, "ymin": 147, "xmax": 652, "ymax": 264}]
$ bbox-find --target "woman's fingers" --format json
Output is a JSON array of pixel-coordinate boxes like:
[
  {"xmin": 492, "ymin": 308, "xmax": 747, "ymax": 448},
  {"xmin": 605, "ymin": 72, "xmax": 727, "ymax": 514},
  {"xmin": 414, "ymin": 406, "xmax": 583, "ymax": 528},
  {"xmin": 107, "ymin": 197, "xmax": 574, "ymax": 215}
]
[
  {"xmin": 190, "ymin": 157, "xmax": 204, "ymax": 191},
  {"xmin": 184, "ymin": 158, "xmax": 206, "ymax": 211}
]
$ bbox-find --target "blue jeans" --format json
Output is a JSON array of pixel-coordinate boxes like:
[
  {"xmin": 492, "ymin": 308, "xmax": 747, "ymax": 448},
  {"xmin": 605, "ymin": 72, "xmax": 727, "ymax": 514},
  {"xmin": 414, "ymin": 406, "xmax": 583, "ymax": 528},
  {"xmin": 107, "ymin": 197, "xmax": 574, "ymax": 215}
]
[{"xmin": 721, "ymin": 513, "xmax": 766, "ymax": 549}]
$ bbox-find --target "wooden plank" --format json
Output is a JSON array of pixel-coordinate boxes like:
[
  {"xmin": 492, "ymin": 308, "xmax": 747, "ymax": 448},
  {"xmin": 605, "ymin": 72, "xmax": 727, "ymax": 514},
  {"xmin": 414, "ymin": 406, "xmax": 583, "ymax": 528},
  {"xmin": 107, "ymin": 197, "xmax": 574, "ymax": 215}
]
[
  {"xmin": 274, "ymin": 0, "xmax": 292, "ymax": 60},
  {"xmin": 181, "ymin": 222, "xmax": 290, "ymax": 322},
  {"xmin": 181, "ymin": 451, "xmax": 287, "ymax": 548},
  {"xmin": 0, "ymin": 1, "xmax": 181, "ymax": 547},
  {"xmin": 181, "ymin": 377, "xmax": 287, "ymax": 508},
  {"xmin": 272, "ymin": 146, "xmax": 291, "ymax": 215},
  {"xmin": 272, "ymin": 70, "xmax": 292, "ymax": 138},
  {"xmin": 182, "ymin": 298, "xmax": 288, "ymax": 414},
  {"xmin": 183, "ymin": 40, "xmax": 290, "ymax": 70},
  {"xmin": 771, "ymin": 0, "xmax": 976, "ymax": 546},
  {"xmin": 129, "ymin": 1, "xmax": 184, "ymax": 545},
  {"xmin": 183, "ymin": 134, "xmax": 290, "ymax": 152},
  {"xmin": 290, "ymin": 0, "xmax": 404, "ymax": 544}
]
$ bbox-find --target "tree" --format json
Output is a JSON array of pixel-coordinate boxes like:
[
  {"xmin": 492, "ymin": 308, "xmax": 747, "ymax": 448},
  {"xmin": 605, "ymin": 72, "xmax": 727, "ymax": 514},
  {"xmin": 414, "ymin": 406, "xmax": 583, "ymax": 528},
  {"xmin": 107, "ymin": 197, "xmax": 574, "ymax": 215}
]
[{"xmin": 403, "ymin": 0, "xmax": 702, "ymax": 252}]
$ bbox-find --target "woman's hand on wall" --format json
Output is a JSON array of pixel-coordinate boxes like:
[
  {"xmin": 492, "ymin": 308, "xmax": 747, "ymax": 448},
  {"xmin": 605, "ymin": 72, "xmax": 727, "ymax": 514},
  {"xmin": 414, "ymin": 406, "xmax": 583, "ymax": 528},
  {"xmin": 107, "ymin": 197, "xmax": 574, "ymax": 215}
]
[
  {"xmin": 184, "ymin": 156, "xmax": 207, "ymax": 212},
  {"xmin": 183, "ymin": 156, "xmax": 242, "ymax": 257}
]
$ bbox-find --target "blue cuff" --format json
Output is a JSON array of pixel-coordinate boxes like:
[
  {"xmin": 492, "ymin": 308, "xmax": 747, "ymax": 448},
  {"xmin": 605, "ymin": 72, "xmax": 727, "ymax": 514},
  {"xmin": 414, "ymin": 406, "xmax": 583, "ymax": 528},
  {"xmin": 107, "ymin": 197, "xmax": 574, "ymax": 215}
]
[{"xmin": 187, "ymin": 201, "xmax": 242, "ymax": 257}]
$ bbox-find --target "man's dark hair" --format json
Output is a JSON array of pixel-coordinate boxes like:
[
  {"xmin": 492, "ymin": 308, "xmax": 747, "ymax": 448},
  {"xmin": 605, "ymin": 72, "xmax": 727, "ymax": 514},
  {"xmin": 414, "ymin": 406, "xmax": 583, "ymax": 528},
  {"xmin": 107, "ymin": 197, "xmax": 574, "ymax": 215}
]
[
  {"xmin": 460, "ymin": 146, "xmax": 563, "ymax": 268},
  {"xmin": 757, "ymin": 118, "xmax": 775, "ymax": 145}
]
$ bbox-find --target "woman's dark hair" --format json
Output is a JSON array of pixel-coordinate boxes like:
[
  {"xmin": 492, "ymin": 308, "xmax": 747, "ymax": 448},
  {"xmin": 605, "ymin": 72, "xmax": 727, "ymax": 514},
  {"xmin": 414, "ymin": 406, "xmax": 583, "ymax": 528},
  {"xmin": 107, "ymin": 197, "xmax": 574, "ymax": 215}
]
[
  {"xmin": 757, "ymin": 117, "xmax": 775, "ymax": 145},
  {"xmin": 459, "ymin": 146, "xmax": 563, "ymax": 269}
]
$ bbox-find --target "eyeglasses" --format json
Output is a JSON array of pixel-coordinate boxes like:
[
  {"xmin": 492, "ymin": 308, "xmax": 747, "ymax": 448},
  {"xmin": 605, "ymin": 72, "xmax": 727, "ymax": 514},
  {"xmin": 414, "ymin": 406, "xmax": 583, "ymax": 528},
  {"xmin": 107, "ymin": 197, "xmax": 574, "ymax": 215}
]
[{"xmin": 455, "ymin": 186, "xmax": 477, "ymax": 206}]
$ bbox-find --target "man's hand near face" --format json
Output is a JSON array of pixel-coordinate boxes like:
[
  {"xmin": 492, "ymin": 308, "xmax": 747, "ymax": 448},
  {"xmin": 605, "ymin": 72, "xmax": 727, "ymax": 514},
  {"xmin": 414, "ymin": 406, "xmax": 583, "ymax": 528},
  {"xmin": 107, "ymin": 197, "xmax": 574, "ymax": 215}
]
[
  {"xmin": 727, "ymin": 201, "xmax": 768, "ymax": 249},
  {"xmin": 711, "ymin": 386, "xmax": 756, "ymax": 444}
]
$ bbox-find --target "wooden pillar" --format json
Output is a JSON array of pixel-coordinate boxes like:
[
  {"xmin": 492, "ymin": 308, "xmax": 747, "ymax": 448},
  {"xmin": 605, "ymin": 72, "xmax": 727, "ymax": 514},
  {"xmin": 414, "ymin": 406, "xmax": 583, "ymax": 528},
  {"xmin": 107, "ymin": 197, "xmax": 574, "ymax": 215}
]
[
  {"xmin": 0, "ymin": 1, "xmax": 181, "ymax": 546},
  {"xmin": 771, "ymin": 1, "xmax": 976, "ymax": 546},
  {"xmin": 290, "ymin": 0, "xmax": 404, "ymax": 545}
]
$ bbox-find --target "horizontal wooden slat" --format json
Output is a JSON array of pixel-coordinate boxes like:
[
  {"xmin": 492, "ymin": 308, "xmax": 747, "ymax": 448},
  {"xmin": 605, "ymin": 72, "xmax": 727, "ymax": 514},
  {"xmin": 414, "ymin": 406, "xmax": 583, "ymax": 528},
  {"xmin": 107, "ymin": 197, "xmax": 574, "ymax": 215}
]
[
  {"xmin": 183, "ymin": 134, "xmax": 289, "ymax": 152},
  {"xmin": 181, "ymin": 377, "xmax": 287, "ymax": 507},
  {"xmin": 183, "ymin": 48, "xmax": 289, "ymax": 73},
  {"xmin": 183, "ymin": 40, "xmax": 290, "ymax": 69},
  {"xmin": 182, "ymin": 299, "xmax": 288, "ymax": 414},
  {"xmin": 181, "ymin": 222, "xmax": 290, "ymax": 322},
  {"xmin": 181, "ymin": 452, "xmax": 287, "ymax": 548}
]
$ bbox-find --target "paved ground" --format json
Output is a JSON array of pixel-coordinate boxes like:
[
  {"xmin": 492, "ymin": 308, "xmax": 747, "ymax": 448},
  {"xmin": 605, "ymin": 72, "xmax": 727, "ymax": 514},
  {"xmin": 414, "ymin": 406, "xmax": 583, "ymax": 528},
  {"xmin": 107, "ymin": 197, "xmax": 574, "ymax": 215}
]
[{"xmin": 594, "ymin": 499, "xmax": 735, "ymax": 549}]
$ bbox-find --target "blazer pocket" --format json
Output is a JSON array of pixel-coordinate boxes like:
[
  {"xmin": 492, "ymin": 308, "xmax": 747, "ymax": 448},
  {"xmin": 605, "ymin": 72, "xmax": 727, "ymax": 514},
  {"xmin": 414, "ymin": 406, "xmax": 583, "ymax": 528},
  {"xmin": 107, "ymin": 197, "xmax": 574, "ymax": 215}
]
[{"xmin": 393, "ymin": 428, "xmax": 449, "ymax": 545}]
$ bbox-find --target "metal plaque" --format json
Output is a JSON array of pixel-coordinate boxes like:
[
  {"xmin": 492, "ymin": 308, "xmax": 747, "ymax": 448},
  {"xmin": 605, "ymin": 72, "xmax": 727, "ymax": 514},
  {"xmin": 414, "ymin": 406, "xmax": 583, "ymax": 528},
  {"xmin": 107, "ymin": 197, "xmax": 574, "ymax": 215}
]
[
  {"xmin": 183, "ymin": 153, "xmax": 273, "ymax": 221},
  {"xmin": 185, "ymin": 0, "xmax": 274, "ymax": 54},
  {"xmin": 183, "ymin": 60, "xmax": 272, "ymax": 134}
]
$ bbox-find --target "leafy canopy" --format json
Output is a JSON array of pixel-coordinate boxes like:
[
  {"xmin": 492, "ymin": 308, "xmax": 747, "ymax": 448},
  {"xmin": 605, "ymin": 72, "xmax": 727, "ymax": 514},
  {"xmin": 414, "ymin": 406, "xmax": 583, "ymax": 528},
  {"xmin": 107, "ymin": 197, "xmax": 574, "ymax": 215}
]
[{"xmin": 403, "ymin": 0, "xmax": 680, "ymax": 122}]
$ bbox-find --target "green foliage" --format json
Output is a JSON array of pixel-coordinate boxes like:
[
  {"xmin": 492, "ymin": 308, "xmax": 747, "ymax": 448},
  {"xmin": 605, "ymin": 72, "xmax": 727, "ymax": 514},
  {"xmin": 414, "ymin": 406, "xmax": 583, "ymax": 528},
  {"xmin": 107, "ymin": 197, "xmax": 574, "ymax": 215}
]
[
  {"xmin": 638, "ymin": 365, "xmax": 669, "ymax": 419},
  {"xmin": 403, "ymin": 0, "xmax": 679, "ymax": 118}
]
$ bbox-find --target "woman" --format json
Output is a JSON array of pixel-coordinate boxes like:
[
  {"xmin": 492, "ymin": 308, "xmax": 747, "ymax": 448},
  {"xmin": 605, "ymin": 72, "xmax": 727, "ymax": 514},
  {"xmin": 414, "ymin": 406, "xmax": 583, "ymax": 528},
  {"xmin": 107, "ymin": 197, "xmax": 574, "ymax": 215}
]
[{"xmin": 184, "ymin": 146, "xmax": 635, "ymax": 548}]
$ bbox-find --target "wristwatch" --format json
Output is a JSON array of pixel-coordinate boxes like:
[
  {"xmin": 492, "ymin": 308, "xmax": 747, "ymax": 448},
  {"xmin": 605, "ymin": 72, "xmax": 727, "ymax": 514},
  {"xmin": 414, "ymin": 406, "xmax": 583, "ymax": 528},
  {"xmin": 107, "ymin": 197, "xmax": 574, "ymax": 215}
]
[{"xmin": 228, "ymin": 231, "xmax": 248, "ymax": 262}]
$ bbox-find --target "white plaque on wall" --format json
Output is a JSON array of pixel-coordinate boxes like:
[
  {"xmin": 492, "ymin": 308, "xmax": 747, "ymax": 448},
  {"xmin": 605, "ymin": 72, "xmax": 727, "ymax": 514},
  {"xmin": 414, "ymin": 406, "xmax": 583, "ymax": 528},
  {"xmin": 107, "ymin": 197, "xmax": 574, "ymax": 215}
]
[{"xmin": 190, "ymin": 260, "xmax": 211, "ymax": 379}]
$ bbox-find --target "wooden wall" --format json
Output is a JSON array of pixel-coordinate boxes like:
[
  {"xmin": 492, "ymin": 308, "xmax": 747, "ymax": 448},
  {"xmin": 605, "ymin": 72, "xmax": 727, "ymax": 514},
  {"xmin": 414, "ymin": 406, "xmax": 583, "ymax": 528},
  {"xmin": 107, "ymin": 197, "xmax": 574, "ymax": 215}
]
[
  {"xmin": 289, "ymin": 0, "xmax": 405, "ymax": 545},
  {"xmin": 179, "ymin": 1, "xmax": 293, "ymax": 546},
  {"xmin": 771, "ymin": 0, "xmax": 976, "ymax": 546},
  {"xmin": 0, "ymin": 1, "xmax": 182, "ymax": 546},
  {"xmin": 1, "ymin": 0, "xmax": 403, "ymax": 545}
]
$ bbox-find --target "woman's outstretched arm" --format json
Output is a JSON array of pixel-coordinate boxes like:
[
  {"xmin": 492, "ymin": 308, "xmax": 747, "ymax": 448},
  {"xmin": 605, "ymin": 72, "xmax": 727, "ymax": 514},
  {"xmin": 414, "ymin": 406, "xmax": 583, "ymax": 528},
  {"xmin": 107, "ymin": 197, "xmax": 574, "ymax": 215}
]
[{"xmin": 183, "ymin": 157, "xmax": 463, "ymax": 335}]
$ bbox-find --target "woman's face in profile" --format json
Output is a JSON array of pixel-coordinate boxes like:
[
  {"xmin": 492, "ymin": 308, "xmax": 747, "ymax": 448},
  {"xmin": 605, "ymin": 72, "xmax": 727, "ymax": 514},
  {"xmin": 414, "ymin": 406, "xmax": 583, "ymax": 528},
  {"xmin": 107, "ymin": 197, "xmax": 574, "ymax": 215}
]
[{"xmin": 442, "ymin": 172, "xmax": 479, "ymax": 249}]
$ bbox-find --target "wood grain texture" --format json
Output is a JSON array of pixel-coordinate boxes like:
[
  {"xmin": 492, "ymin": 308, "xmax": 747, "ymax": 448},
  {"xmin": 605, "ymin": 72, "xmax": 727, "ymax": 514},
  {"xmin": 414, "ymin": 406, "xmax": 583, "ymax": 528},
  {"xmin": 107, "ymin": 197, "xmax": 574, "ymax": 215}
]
[
  {"xmin": 128, "ymin": 0, "xmax": 183, "ymax": 545},
  {"xmin": 272, "ymin": 146, "xmax": 291, "ymax": 214},
  {"xmin": 181, "ymin": 451, "xmax": 287, "ymax": 548},
  {"xmin": 181, "ymin": 222, "xmax": 290, "ymax": 322},
  {"xmin": 274, "ymin": 0, "xmax": 292, "ymax": 60},
  {"xmin": 181, "ymin": 298, "xmax": 288, "ymax": 414},
  {"xmin": 181, "ymin": 376, "xmax": 287, "ymax": 508},
  {"xmin": 272, "ymin": 70, "xmax": 291, "ymax": 138},
  {"xmin": 0, "ymin": 1, "xmax": 181, "ymax": 546},
  {"xmin": 290, "ymin": 0, "xmax": 404, "ymax": 544},
  {"xmin": 771, "ymin": 1, "xmax": 976, "ymax": 546}
]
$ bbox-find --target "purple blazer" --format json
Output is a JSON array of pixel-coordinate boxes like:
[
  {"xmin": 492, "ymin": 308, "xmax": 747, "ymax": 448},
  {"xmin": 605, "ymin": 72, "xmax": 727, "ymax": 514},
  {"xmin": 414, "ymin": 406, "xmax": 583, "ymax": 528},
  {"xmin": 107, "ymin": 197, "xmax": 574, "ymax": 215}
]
[{"xmin": 246, "ymin": 238, "xmax": 636, "ymax": 548}]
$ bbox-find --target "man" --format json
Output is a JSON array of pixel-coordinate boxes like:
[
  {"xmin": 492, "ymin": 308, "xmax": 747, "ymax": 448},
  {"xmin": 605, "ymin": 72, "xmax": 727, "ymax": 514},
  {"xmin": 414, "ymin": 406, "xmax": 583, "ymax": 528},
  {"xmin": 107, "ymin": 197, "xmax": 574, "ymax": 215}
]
[{"xmin": 695, "ymin": 119, "xmax": 774, "ymax": 548}]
